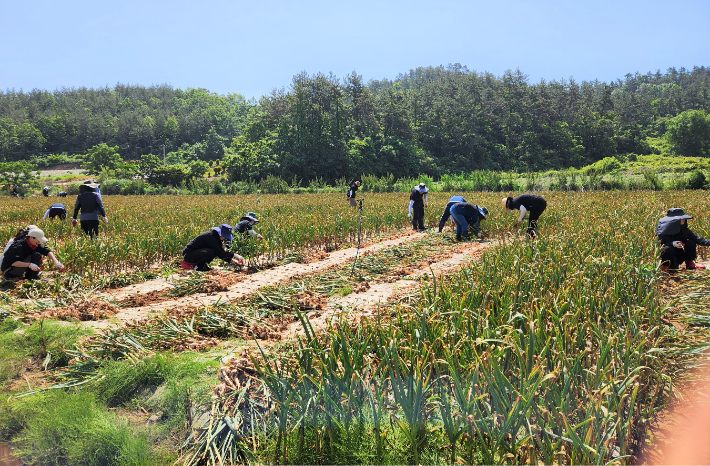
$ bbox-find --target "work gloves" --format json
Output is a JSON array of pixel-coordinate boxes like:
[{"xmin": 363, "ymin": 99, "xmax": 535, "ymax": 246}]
[
  {"xmin": 28, "ymin": 263, "xmax": 40, "ymax": 272},
  {"xmin": 672, "ymin": 241, "xmax": 684, "ymax": 249},
  {"xmin": 231, "ymin": 254, "xmax": 245, "ymax": 266},
  {"xmin": 407, "ymin": 212, "xmax": 412, "ymax": 219},
  {"xmin": 477, "ymin": 232, "xmax": 483, "ymax": 239},
  {"xmin": 53, "ymin": 260, "xmax": 65, "ymax": 271},
  {"xmin": 102, "ymin": 217, "xmax": 108, "ymax": 224},
  {"xmin": 71, "ymin": 219, "xmax": 77, "ymax": 227}
]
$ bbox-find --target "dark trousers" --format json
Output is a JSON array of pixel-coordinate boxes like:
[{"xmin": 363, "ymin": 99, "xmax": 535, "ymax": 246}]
[
  {"xmin": 49, "ymin": 208, "xmax": 66, "ymax": 220},
  {"xmin": 412, "ymin": 203, "xmax": 425, "ymax": 230},
  {"xmin": 183, "ymin": 248, "xmax": 217, "ymax": 267},
  {"xmin": 527, "ymin": 201, "xmax": 547, "ymax": 238},
  {"xmin": 660, "ymin": 240, "xmax": 698, "ymax": 269},
  {"xmin": 81, "ymin": 220, "xmax": 99, "ymax": 237},
  {"xmin": 2, "ymin": 253, "xmax": 41, "ymax": 280}
]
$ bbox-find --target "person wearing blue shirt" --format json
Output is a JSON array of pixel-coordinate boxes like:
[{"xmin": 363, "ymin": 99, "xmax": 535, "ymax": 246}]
[
  {"xmin": 449, "ymin": 202, "xmax": 488, "ymax": 241},
  {"xmin": 43, "ymin": 203, "xmax": 67, "ymax": 220}
]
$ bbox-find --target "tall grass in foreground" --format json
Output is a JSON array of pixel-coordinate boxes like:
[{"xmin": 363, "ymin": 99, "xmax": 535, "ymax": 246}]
[{"xmin": 184, "ymin": 191, "xmax": 710, "ymax": 465}]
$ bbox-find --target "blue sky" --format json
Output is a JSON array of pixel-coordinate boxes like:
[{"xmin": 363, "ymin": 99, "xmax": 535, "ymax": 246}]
[{"xmin": 1, "ymin": 0, "xmax": 708, "ymax": 100}]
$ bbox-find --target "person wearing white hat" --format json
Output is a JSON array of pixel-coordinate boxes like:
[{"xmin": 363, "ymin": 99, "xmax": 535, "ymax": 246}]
[
  {"xmin": 408, "ymin": 182, "xmax": 429, "ymax": 231},
  {"xmin": 502, "ymin": 192, "xmax": 547, "ymax": 238},
  {"xmin": 1, "ymin": 227, "xmax": 65, "ymax": 280}
]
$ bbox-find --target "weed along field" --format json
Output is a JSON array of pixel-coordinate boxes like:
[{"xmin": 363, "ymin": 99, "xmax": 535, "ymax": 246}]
[{"xmin": 1, "ymin": 191, "xmax": 710, "ymax": 465}]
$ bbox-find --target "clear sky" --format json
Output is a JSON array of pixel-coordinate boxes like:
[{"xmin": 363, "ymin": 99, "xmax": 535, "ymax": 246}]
[{"xmin": 1, "ymin": 0, "xmax": 708, "ymax": 100}]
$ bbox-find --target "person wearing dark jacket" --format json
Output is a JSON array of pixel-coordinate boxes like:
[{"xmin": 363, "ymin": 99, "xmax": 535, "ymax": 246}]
[
  {"xmin": 408, "ymin": 183, "xmax": 429, "ymax": 231},
  {"xmin": 234, "ymin": 212, "xmax": 262, "ymax": 240},
  {"xmin": 656, "ymin": 208, "xmax": 710, "ymax": 272},
  {"xmin": 182, "ymin": 224, "xmax": 245, "ymax": 272},
  {"xmin": 43, "ymin": 203, "xmax": 67, "ymax": 220},
  {"xmin": 502, "ymin": 193, "xmax": 547, "ymax": 238},
  {"xmin": 438, "ymin": 195, "xmax": 466, "ymax": 232},
  {"xmin": 72, "ymin": 182, "xmax": 107, "ymax": 237},
  {"xmin": 1, "ymin": 227, "xmax": 65, "ymax": 280},
  {"xmin": 42, "ymin": 186, "xmax": 50, "ymax": 197},
  {"xmin": 346, "ymin": 180, "xmax": 361, "ymax": 207},
  {"xmin": 449, "ymin": 202, "xmax": 488, "ymax": 241}
]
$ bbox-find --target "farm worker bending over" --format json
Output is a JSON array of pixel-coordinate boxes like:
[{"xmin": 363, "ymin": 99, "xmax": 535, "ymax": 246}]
[
  {"xmin": 656, "ymin": 208, "xmax": 710, "ymax": 273},
  {"xmin": 450, "ymin": 203, "xmax": 488, "ymax": 241},
  {"xmin": 182, "ymin": 224, "xmax": 245, "ymax": 272},
  {"xmin": 346, "ymin": 180, "xmax": 361, "ymax": 207},
  {"xmin": 1, "ymin": 227, "xmax": 65, "ymax": 280},
  {"xmin": 43, "ymin": 203, "xmax": 67, "ymax": 220},
  {"xmin": 72, "ymin": 182, "xmax": 107, "ymax": 237},
  {"xmin": 502, "ymin": 193, "xmax": 547, "ymax": 238},
  {"xmin": 438, "ymin": 195, "xmax": 466, "ymax": 233},
  {"xmin": 234, "ymin": 212, "xmax": 262, "ymax": 240},
  {"xmin": 408, "ymin": 183, "xmax": 429, "ymax": 231}
]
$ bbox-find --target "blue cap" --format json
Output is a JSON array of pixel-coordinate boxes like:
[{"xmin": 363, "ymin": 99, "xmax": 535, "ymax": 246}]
[{"xmin": 212, "ymin": 223, "xmax": 233, "ymax": 241}]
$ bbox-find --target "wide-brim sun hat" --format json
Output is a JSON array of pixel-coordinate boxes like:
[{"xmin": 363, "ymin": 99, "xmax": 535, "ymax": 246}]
[
  {"xmin": 27, "ymin": 227, "xmax": 49, "ymax": 243},
  {"xmin": 246, "ymin": 212, "xmax": 259, "ymax": 223},
  {"xmin": 659, "ymin": 208, "xmax": 693, "ymax": 223},
  {"xmin": 501, "ymin": 192, "xmax": 513, "ymax": 212},
  {"xmin": 478, "ymin": 206, "xmax": 488, "ymax": 219},
  {"xmin": 417, "ymin": 183, "xmax": 428, "ymax": 193},
  {"xmin": 213, "ymin": 223, "xmax": 233, "ymax": 241}
]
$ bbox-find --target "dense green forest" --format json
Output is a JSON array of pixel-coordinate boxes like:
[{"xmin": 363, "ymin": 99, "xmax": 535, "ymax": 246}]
[{"xmin": 1, "ymin": 65, "xmax": 709, "ymax": 183}]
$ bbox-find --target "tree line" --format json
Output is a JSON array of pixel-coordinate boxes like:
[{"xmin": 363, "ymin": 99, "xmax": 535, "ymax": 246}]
[{"xmin": 1, "ymin": 65, "xmax": 709, "ymax": 184}]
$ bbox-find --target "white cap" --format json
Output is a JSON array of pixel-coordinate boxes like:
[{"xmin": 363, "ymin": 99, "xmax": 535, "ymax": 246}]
[{"xmin": 27, "ymin": 228, "xmax": 48, "ymax": 243}]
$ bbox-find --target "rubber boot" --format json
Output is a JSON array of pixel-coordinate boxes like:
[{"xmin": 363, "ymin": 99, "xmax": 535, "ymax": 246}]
[
  {"xmin": 456, "ymin": 233, "xmax": 462, "ymax": 242},
  {"xmin": 686, "ymin": 260, "xmax": 706, "ymax": 270}
]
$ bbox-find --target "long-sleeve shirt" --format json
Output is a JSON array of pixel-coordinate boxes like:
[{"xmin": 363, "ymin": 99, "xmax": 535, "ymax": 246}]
[
  {"xmin": 408, "ymin": 188, "xmax": 428, "ymax": 214},
  {"xmin": 1, "ymin": 238, "xmax": 51, "ymax": 272},
  {"xmin": 43, "ymin": 204, "xmax": 66, "ymax": 219},
  {"xmin": 73, "ymin": 192, "xmax": 106, "ymax": 221},
  {"xmin": 183, "ymin": 230, "xmax": 235, "ymax": 263},
  {"xmin": 438, "ymin": 195, "xmax": 466, "ymax": 231},
  {"xmin": 509, "ymin": 194, "xmax": 546, "ymax": 222}
]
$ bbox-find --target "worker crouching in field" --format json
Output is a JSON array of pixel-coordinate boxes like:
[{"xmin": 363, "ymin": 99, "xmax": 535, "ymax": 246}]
[
  {"xmin": 656, "ymin": 208, "xmax": 710, "ymax": 273},
  {"xmin": 1, "ymin": 227, "xmax": 65, "ymax": 281},
  {"xmin": 72, "ymin": 182, "xmax": 107, "ymax": 237},
  {"xmin": 502, "ymin": 193, "xmax": 547, "ymax": 238},
  {"xmin": 182, "ymin": 224, "xmax": 245, "ymax": 272},
  {"xmin": 43, "ymin": 203, "xmax": 67, "ymax": 220},
  {"xmin": 234, "ymin": 212, "xmax": 263, "ymax": 240},
  {"xmin": 438, "ymin": 195, "xmax": 466, "ymax": 233},
  {"xmin": 449, "ymin": 202, "xmax": 488, "ymax": 241}
]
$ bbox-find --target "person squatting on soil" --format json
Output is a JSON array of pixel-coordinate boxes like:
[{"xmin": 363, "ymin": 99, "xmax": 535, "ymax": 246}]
[
  {"xmin": 502, "ymin": 193, "xmax": 547, "ymax": 238},
  {"xmin": 656, "ymin": 208, "xmax": 710, "ymax": 273},
  {"xmin": 438, "ymin": 195, "xmax": 466, "ymax": 233},
  {"xmin": 72, "ymin": 182, "xmax": 107, "ymax": 237},
  {"xmin": 182, "ymin": 224, "xmax": 245, "ymax": 272},
  {"xmin": 408, "ymin": 183, "xmax": 429, "ymax": 231},
  {"xmin": 346, "ymin": 180, "xmax": 361, "ymax": 207},
  {"xmin": 449, "ymin": 202, "xmax": 488, "ymax": 241},
  {"xmin": 1, "ymin": 227, "xmax": 65, "ymax": 280},
  {"xmin": 43, "ymin": 203, "xmax": 67, "ymax": 220},
  {"xmin": 234, "ymin": 212, "xmax": 262, "ymax": 240}
]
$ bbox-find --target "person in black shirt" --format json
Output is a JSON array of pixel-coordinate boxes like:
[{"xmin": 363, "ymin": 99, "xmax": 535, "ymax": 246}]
[
  {"xmin": 656, "ymin": 208, "xmax": 710, "ymax": 272},
  {"xmin": 43, "ymin": 203, "xmax": 67, "ymax": 220},
  {"xmin": 502, "ymin": 193, "xmax": 547, "ymax": 238},
  {"xmin": 234, "ymin": 212, "xmax": 262, "ymax": 240},
  {"xmin": 182, "ymin": 224, "xmax": 245, "ymax": 272},
  {"xmin": 346, "ymin": 180, "xmax": 361, "ymax": 207},
  {"xmin": 42, "ymin": 186, "xmax": 50, "ymax": 197},
  {"xmin": 1, "ymin": 227, "xmax": 65, "ymax": 280},
  {"xmin": 449, "ymin": 202, "xmax": 488, "ymax": 241},
  {"xmin": 408, "ymin": 183, "xmax": 429, "ymax": 231},
  {"xmin": 72, "ymin": 183, "xmax": 107, "ymax": 237}
]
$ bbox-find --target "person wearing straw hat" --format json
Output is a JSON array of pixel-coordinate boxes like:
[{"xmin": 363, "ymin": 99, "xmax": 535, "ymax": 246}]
[
  {"xmin": 72, "ymin": 181, "xmax": 107, "ymax": 237},
  {"xmin": 408, "ymin": 182, "xmax": 429, "ymax": 231},
  {"xmin": 182, "ymin": 224, "xmax": 245, "ymax": 272},
  {"xmin": 502, "ymin": 193, "xmax": 547, "ymax": 238},
  {"xmin": 234, "ymin": 212, "xmax": 263, "ymax": 240},
  {"xmin": 1, "ymin": 227, "xmax": 65, "ymax": 280},
  {"xmin": 449, "ymin": 202, "xmax": 488, "ymax": 241},
  {"xmin": 656, "ymin": 208, "xmax": 710, "ymax": 273},
  {"xmin": 438, "ymin": 195, "xmax": 467, "ymax": 233}
]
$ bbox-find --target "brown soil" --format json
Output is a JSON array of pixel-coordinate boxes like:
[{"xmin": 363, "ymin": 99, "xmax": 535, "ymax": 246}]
[{"xmin": 26, "ymin": 298, "xmax": 118, "ymax": 321}]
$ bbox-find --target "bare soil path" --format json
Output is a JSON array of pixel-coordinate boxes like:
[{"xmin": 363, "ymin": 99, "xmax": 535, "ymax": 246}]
[{"xmin": 87, "ymin": 230, "xmax": 431, "ymax": 329}]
